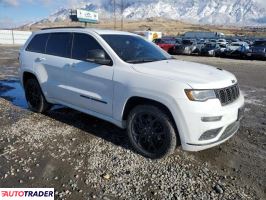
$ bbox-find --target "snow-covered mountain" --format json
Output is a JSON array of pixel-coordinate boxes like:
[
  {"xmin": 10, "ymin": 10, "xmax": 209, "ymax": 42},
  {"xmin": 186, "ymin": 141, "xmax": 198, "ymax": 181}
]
[{"xmin": 36, "ymin": 0, "xmax": 266, "ymax": 26}]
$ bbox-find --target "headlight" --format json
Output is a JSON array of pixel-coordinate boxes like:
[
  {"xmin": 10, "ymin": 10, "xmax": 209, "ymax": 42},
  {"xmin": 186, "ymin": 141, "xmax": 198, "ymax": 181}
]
[{"xmin": 185, "ymin": 89, "xmax": 216, "ymax": 102}]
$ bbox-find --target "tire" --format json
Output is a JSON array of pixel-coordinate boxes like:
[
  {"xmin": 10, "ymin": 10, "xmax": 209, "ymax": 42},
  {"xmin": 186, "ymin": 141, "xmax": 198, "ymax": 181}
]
[
  {"xmin": 24, "ymin": 78, "xmax": 52, "ymax": 113},
  {"xmin": 168, "ymin": 47, "xmax": 174, "ymax": 55},
  {"xmin": 127, "ymin": 105, "xmax": 177, "ymax": 159}
]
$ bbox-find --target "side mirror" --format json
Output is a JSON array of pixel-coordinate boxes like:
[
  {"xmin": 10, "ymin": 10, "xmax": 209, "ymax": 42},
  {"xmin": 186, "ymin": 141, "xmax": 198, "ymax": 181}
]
[{"xmin": 86, "ymin": 49, "xmax": 113, "ymax": 66}]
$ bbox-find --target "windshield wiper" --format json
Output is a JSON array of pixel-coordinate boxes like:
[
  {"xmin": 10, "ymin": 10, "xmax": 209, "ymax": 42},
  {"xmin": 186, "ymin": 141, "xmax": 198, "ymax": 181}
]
[
  {"xmin": 126, "ymin": 57, "xmax": 175, "ymax": 64},
  {"xmin": 126, "ymin": 59, "xmax": 160, "ymax": 64}
]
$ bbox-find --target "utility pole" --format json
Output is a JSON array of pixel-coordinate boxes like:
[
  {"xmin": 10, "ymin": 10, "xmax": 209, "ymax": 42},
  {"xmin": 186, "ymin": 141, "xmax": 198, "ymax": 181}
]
[
  {"xmin": 113, "ymin": 0, "xmax": 116, "ymax": 30},
  {"xmin": 121, "ymin": 0, "xmax": 124, "ymax": 30}
]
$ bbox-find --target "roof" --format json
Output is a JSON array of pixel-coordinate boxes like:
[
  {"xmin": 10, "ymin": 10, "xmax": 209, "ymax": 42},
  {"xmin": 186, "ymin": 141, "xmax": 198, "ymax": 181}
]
[{"xmin": 35, "ymin": 27, "xmax": 135, "ymax": 36}]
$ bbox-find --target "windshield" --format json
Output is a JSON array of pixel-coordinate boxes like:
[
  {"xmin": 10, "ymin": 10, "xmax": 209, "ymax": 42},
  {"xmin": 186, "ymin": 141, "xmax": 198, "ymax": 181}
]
[
  {"xmin": 101, "ymin": 34, "xmax": 170, "ymax": 63},
  {"xmin": 205, "ymin": 43, "xmax": 216, "ymax": 48},
  {"xmin": 163, "ymin": 39, "xmax": 176, "ymax": 44},
  {"xmin": 182, "ymin": 40, "xmax": 193, "ymax": 45},
  {"xmin": 254, "ymin": 41, "xmax": 266, "ymax": 46},
  {"xmin": 231, "ymin": 43, "xmax": 241, "ymax": 47}
]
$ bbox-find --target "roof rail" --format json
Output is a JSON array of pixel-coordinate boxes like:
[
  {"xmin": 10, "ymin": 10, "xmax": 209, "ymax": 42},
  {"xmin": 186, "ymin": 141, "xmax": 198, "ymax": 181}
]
[{"xmin": 41, "ymin": 26, "xmax": 85, "ymax": 30}]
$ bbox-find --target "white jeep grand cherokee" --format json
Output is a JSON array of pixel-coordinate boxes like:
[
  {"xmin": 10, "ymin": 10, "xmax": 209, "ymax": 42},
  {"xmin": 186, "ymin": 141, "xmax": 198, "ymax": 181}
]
[{"xmin": 19, "ymin": 28, "xmax": 244, "ymax": 159}]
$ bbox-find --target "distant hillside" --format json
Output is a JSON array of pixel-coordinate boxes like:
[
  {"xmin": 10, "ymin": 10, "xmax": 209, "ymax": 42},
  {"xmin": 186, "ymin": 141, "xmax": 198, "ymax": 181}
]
[{"xmin": 27, "ymin": 0, "xmax": 266, "ymax": 27}]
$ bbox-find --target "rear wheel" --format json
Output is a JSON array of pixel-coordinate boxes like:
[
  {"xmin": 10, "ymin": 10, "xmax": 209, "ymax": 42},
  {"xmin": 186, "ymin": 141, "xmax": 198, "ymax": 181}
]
[
  {"xmin": 127, "ymin": 105, "xmax": 177, "ymax": 159},
  {"xmin": 24, "ymin": 78, "xmax": 51, "ymax": 113}
]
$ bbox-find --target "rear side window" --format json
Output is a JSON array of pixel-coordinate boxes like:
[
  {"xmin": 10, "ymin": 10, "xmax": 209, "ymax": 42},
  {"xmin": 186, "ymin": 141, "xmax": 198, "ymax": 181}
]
[
  {"xmin": 26, "ymin": 34, "xmax": 49, "ymax": 53},
  {"xmin": 72, "ymin": 33, "xmax": 104, "ymax": 61},
  {"xmin": 46, "ymin": 33, "xmax": 72, "ymax": 58}
]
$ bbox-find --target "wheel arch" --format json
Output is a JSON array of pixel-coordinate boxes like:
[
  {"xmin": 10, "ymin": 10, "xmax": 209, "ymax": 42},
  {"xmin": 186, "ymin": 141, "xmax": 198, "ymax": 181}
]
[
  {"xmin": 22, "ymin": 71, "xmax": 48, "ymax": 101},
  {"xmin": 23, "ymin": 71, "xmax": 38, "ymax": 87},
  {"xmin": 122, "ymin": 96, "xmax": 179, "ymax": 135}
]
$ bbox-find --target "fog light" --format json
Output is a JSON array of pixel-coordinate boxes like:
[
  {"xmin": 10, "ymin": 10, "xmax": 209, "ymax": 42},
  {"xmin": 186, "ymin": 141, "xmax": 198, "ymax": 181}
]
[
  {"xmin": 199, "ymin": 128, "xmax": 222, "ymax": 141},
  {"xmin": 201, "ymin": 116, "xmax": 222, "ymax": 122}
]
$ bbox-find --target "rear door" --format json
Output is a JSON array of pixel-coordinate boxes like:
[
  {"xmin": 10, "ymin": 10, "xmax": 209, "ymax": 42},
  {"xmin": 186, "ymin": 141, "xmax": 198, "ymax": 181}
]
[
  {"xmin": 67, "ymin": 33, "xmax": 114, "ymax": 116},
  {"xmin": 35, "ymin": 32, "xmax": 73, "ymax": 103},
  {"xmin": 23, "ymin": 33, "xmax": 49, "ymax": 86}
]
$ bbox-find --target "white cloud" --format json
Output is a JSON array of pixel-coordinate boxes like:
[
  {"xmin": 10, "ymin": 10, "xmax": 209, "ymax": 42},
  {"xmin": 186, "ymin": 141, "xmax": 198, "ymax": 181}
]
[
  {"xmin": 0, "ymin": 0, "xmax": 19, "ymax": 6},
  {"xmin": 256, "ymin": 0, "xmax": 266, "ymax": 8}
]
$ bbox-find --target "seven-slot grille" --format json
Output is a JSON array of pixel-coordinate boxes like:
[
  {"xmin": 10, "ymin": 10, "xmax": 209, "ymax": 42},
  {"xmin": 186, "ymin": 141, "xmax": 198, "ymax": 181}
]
[{"xmin": 215, "ymin": 84, "xmax": 240, "ymax": 106}]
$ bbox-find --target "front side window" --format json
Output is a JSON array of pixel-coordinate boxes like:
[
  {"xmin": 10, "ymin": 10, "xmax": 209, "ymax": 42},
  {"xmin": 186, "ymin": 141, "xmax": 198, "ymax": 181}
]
[
  {"xmin": 46, "ymin": 33, "xmax": 72, "ymax": 58},
  {"xmin": 72, "ymin": 33, "xmax": 107, "ymax": 61},
  {"xmin": 101, "ymin": 34, "xmax": 170, "ymax": 63},
  {"xmin": 26, "ymin": 33, "xmax": 49, "ymax": 53}
]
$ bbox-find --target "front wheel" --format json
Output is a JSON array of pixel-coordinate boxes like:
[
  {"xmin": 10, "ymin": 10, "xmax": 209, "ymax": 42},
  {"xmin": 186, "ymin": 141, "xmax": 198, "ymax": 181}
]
[
  {"xmin": 24, "ymin": 78, "xmax": 52, "ymax": 113},
  {"xmin": 127, "ymin": 105, "xmax": 177, "ymax": 159}
]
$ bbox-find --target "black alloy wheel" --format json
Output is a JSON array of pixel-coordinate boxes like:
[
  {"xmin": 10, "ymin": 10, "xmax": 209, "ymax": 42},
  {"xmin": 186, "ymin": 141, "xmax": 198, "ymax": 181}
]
[
  {"xmin": 127, "ymin": 105, "xmax": 177, "ymax": 159},
  {"xmin": 24, "ymin": 78, "xmax": 51, "ymax": 113}
]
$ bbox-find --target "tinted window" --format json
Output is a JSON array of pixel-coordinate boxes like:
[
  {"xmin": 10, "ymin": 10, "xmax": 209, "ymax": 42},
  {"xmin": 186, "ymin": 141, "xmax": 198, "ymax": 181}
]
[
  {"xmin": 101, "ymin": 34, "xmax": 170, "ymax": 63},
  {"xmin": 164, "ymin": 40, "xmax": 176, "ymax": 44},
  {"xmin": 26, "ymin": 34, "xmax": 49, "ymax": 53},
  {"xmin": 46, "ymin": 33, "xmax": 72, "ymax": 57},
  {"xmin": 254, "ymin": 41, "xmax": 266, "ymax": 46},
  {"xmin": 72, "ymin": 33, "xmax": 105, "ymax": 61},
  {"xmin": 182, "ymin": 40, "xmax": 193, "ymax": 45},
  {"xmin": 153, "ymin": 39, "xmax": 161, "ymax": 43}
]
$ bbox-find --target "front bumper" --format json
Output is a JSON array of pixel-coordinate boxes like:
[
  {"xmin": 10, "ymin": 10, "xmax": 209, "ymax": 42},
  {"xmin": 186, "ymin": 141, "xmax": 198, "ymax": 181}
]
[
  {"xmin": 183, "ymin": 120, "xmax": 240, "ymax": 151},
  {"xmin": 173, "ymin": 92, "xmax": 245, "ymax": 151},
  {"xmin": 247, "ymin": 52, "xmax": 266, "ymax": 59}
]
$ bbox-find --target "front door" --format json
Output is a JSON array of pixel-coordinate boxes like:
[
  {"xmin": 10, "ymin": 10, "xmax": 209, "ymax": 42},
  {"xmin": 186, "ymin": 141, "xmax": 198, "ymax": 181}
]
[{"xmin": 67, "ymin": 33, "xmax": 114, "ymax": 117}]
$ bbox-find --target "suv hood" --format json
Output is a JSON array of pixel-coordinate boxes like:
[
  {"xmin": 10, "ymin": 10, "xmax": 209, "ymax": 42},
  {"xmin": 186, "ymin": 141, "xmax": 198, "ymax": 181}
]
[{"xmin": 131, "ymin": 59, "xmax": 237, "ymax": 89}]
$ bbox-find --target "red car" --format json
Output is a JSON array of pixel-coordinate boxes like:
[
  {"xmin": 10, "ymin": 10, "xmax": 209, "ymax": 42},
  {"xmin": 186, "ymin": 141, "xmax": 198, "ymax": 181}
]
[{"xmin": 153, "ymin": 38, "xmax": 176, "ymax": 54}]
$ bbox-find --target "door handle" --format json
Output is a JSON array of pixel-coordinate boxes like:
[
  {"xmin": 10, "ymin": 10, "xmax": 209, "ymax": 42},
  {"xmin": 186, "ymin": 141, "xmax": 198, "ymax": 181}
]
[{"xmin": 36, "ymin": 57, "xmax": 46, "ymax": 62}]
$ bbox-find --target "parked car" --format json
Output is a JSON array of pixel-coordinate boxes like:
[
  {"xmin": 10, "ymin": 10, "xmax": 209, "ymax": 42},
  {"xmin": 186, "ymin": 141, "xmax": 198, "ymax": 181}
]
[
  {"xmin": 209, "ymin": 39, "xmax": 218, "ymax": 43},
  {"xmin": 218, "ymin": 44, "xmax": 228, "ymax": 56},
  {"xmin": 217, "ymin": 39, "xmax": 227, "ymax": 46},
  {"xmin": 19, "ymin": 28, "xmax": 245, "ymax": 159},
  {"xmin": 153, "ymin": 38, "xmax": 176, "ymax": 54},
  {"xmin": 174, "ymin": 39, "xmax": 197, "ymax": 55},
  {"xmin": 247, "ymin": 40, "xmax": 266, "ymax": 60},
  {"xmin": 200, "ymin": 42, "xmax": 221, "ymax": 57},
  {"xmin": 223, "ymin": 42, "xmax": 249, "ymax": 58},
  {"xmin": 195, "ymin": 39, "xmax": 207, "ymax": 54}
]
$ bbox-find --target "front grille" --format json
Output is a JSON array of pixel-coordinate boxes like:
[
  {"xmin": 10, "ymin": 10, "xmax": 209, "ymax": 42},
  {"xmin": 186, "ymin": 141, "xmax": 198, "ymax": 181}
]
[{"xmin": 215, "ymin": 84, "xmax": 240, "ymax": 106}]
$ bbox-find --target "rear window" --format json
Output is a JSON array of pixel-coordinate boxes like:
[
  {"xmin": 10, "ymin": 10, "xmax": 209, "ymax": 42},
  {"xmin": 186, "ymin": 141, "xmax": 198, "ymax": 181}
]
[
  {"xmin": 46, "ymin": 33, "xmax": 72, "ymax": 58},
  {"xmin": 26, "ymin": 33, "xmax": 49, "ymax": 53}
]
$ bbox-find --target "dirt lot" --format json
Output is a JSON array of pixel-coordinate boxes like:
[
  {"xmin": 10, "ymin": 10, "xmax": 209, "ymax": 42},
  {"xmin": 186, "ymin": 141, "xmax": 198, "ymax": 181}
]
[{"xmin": 0, "ymin": 46, "xmax": 265, "ymax": 200}]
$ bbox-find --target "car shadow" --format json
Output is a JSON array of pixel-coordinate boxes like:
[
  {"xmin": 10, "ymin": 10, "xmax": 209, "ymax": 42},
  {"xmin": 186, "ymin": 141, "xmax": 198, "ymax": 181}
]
[
  {"xmin": 45, "ymin": 106, "xmax": 132, "ymax": 151},
  {"xmin": 0, "ymin": 78, "xmax": 133, "ymax": 153}
]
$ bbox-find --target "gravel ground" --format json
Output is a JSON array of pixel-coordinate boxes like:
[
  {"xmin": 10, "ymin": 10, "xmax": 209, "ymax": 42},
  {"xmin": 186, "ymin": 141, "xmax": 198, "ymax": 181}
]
[{"xmin": 0, "ymin": 46, "xmax": 265, "ymax": 199}]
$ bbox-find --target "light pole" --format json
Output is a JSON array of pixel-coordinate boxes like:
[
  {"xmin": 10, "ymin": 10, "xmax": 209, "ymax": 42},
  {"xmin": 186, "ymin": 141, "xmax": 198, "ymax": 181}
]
[
  {"xmin": 121, "ymin": 0, "xmax": 124, "ymax": 30},
  {"xmin": 113, "ymin": 0, "xmax": 116, "ymax": 30}
]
